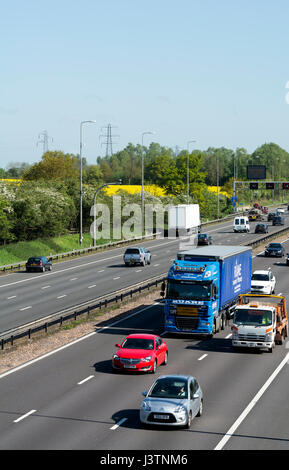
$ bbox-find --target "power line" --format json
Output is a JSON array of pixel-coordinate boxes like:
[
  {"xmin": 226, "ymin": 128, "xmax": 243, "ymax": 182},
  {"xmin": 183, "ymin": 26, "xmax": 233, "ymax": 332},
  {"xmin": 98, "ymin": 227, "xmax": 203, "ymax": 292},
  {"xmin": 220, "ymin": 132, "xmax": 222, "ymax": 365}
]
[
  {"xmin": 37, "ymin": 130, "xmax": 53, "ymax": 154},
  {"xmin": 99, "ymin": 124, "xmax": 119, "ymax": 157}
]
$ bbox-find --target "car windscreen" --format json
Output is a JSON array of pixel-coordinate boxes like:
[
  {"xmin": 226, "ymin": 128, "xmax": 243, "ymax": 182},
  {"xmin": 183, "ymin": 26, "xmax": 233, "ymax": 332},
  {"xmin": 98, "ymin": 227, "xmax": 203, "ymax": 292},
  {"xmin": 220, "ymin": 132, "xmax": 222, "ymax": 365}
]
[
  {"xmin": 149, "ymin": 378, "xmax": 188, "ymax": 399},
  {"xmin": 268, "ymin": 244, "xmax": 281, "ymax": 248},
  {"xmin": 27, "ymin": 258, "xmax": 41, "ymax": 264},
  {"xmin": 125, "ymin": 249, "xmax": 140, "ymax": 254},
  {"xmin": 251, "ymin": 274, "xmax": 269, "ymax": 281},
  {"xmin": 121, "ymin": 338, "xmax": 154, "ymax": 349}
]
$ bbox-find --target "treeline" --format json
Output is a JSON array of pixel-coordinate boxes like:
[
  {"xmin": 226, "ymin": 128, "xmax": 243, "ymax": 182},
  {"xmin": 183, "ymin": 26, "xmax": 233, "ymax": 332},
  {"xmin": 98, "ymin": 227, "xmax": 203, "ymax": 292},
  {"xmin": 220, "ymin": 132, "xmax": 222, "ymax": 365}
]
[{"xmin": 0, "ymin": 141, "xmax": 288, "ymax": 245}]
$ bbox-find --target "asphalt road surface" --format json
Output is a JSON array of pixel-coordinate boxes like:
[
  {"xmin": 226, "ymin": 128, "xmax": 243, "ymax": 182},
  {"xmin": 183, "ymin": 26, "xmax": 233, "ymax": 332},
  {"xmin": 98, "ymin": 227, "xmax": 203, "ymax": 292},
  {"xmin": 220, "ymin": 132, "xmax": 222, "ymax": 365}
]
[{"xmin": 0, "ymin": 217, "xmax": 289, "ymax": 449}]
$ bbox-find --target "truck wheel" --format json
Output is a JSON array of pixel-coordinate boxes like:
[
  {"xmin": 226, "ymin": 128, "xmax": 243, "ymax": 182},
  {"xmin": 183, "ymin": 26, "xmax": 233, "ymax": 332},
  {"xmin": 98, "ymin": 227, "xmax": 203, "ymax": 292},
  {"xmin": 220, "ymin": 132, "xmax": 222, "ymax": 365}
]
[{"xmin": 221, "ymin": 314, "xmax": 226, "ymax": 330}]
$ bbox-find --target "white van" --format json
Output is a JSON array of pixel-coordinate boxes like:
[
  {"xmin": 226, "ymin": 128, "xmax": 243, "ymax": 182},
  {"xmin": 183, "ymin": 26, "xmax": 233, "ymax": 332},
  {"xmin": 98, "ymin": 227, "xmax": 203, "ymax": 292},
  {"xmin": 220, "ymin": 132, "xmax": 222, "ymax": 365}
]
[{"xmin": 233, "ymin": 216, "xmax": 250, "ymax": 233}]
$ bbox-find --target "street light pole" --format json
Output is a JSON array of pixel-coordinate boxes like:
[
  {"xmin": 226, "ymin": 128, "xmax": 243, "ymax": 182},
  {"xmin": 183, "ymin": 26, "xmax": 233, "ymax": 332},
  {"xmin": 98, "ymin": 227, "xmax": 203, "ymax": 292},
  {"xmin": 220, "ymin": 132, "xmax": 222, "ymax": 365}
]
[
  {"xmin": 80, "ymin": 120, "xmax": 96, "ymax": 246},
  {"xmin": 187, "ymin": 140, "xmax": 196, "ymax": 204},
  {"xmin": 92, "ymin": 182, "xmax": 120, "ymax": 247},
  {"xmin": 141, "ymin": 131, "xmax": 155, "ymax": 232}
]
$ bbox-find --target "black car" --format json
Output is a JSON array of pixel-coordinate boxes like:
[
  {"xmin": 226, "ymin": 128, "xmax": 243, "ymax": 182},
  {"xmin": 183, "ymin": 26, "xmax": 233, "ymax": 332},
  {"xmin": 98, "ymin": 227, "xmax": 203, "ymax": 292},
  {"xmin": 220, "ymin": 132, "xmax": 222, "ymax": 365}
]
[
  {"xmin": 255, "ymin": 223, "xmax": 269, "ymax": 234},
  {"xmin": 264, "ymin": 243, "xmax": 284, "ymax": 257},
  {"xmin": 197, "ymin": 233, "xmax": 212, "ymax": 245},
  {"xmin": 272, "ymin": 215, "xmax": 285, "ymax": 226},
  {"xmin": 267, "ymin": 212, "xmax": 276, "ymax": 222},
  {"xmin": 26, "ymin": 256, "xmax": 52, "ymax": 272}
]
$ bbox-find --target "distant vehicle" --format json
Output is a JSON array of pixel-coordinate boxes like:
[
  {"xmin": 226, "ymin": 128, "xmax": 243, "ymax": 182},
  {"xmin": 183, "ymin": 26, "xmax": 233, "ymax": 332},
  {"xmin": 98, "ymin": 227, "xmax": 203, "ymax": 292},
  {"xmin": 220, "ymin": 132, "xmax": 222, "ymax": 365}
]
[
  {"xmin": 264, "ymin": 243, "xmax": 284, "ymax": 257},
  {"xmin": 276, "ymin": 208, "xmax": 285, "ymax": 214},
  {"xmin": 251, "ymin": 269, "xmax": 276, "ymax": 295},
  {"xmin": 112, "ymin": 334, "xmax": 168, "ymax": 373},
  {"xmin": 233, "ymin": 216, "xmax": 250, "ymax": 233},
  {"xmin": 197, "ymin": 233, "xmax": 212, "ymax": 245},
  {"xmin": 272, "ymin": 215, "xmax": 285, "ymax": 226},
  {"xmin": 140, "ymin": 375, "xmax": 203, "ymax": 428},
  {"xmin": 267, "ymin": 212, "xmax": 276, "ymax": 222},
  {"xmin": 168, "ymin": 204, "xmax": 200, "ymax": 236},
  {"xmin": 253, "ymin": 203, "xmax": 261, "ymax": 209},
  {"xmin": 262, "ymin": 206, "xmax": 269, "ymax": 214},
  {"xmin": 123, "ymin": 247, "xmax": 151, "ymax": 266},
  {"xmin": 255, "ymin": 223, "xmax": 269, "ymax": 234},
  {"xmin": 248, "ymin": 209, "xmax": 263, "ymax": 221},
  {"xmin": 26, "ymin": 256, "xmax": 52, "ymax": 272}
]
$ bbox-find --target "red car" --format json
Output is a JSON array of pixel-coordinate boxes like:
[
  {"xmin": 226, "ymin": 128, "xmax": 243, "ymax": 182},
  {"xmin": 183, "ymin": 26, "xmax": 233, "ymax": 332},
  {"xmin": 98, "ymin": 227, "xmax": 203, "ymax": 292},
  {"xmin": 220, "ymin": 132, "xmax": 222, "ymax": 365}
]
[{"xmin": 112, "ymin": 333, "xmax": 168, "ymax": 373}]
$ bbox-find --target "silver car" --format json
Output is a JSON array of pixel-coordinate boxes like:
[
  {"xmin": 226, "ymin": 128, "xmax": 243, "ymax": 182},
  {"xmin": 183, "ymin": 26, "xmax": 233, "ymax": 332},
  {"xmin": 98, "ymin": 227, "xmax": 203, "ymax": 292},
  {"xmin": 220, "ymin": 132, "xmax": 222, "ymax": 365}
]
[
  {"xmin": 140, "ymin": 375, "xmax": 203, "ymax": 428},
  {"xmin": 123, "ymin": 247, "xmax": 151, "ymax": 266}
]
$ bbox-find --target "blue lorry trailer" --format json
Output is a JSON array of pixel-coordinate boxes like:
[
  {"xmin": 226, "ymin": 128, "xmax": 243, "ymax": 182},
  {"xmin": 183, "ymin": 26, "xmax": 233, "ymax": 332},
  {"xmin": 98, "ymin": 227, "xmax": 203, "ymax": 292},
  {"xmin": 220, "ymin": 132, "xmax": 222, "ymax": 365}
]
[{"xmin": 163, "ymin": 245, "xmax": 252, "ymax": 336}]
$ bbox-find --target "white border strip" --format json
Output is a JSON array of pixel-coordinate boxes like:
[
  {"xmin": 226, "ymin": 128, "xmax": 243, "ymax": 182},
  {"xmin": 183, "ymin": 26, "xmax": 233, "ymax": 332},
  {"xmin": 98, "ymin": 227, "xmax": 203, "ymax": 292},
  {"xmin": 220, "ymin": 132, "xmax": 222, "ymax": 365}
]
[{"xmin": 214, "ymin": 352, "xmax": 289, "ymax": 450}]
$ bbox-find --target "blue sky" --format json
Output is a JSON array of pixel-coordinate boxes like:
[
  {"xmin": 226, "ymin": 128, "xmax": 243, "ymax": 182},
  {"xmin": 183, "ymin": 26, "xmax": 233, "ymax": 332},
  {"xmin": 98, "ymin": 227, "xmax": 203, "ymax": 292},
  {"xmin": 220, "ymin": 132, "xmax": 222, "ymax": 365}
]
[{"xmin": 1, "ymin": 0, "xmax": 289, "ymax": 168}]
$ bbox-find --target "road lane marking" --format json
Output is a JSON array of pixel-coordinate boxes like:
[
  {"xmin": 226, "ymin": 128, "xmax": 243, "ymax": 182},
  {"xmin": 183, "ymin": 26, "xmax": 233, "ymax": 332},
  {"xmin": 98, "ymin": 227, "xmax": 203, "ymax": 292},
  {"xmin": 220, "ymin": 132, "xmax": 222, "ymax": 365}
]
[
  {"xmin": 198, "ymin": 354, "xmax": 208, "ymax": 361},
  {"xmin": 14, "ymin": 409, "xmax": 37, "ymax": 423},
  {"xmin": 0, "ymin": 239, "xmax": 180, "ymax": 290},
  {"xmin": 214, "ymin": 351, "xmax": 289, "ymax": 450},
  {"xmin": 225, "ymin": 333, "xmax": 232, "ymax": 339},
  {"xmin": 98, "ymin": 270, "xmax": 104, "ymax": 273},
  {"xmin": 19, "ymin": 306, "xmax": 32, "ymax": 311},
  {"xmin": 7, "ymin": 295, "xmax": 16, "ymax": 299},
  {"xmin": 110, "ymin": 417, "xmax": 127, "ymax": 430},
  {"xmin": 77, "ymin": 375, "xmax": 94, "ymax": 385},
  {"xmin": 41, "ymin": 285, "xmax": 51, "ymax": 289},
  {"xmin": 57, "ymin": 295, "xmax": 67, "ymax": 299},
  {"xmin": 0, "ymin": 302, "xmax": 162, "ymax": 380},
  {"xmin": 70, "ymin": 278, "xmax": 78, "ymax": 281},
  {"xmin": 113, "ymin": 277, "xmax": 120, "ymax": 280},
  {"xmin": 88, "ymin": 285, "xmax": 96, "ymax": 289}
]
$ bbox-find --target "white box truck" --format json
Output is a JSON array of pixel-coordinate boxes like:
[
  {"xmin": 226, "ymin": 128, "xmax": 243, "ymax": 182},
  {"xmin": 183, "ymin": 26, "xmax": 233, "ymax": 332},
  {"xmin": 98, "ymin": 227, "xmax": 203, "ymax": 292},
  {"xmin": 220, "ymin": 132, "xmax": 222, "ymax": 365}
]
[{"xmin": 168, "ymin": 204, "xmax": 200, "ymax": 237}]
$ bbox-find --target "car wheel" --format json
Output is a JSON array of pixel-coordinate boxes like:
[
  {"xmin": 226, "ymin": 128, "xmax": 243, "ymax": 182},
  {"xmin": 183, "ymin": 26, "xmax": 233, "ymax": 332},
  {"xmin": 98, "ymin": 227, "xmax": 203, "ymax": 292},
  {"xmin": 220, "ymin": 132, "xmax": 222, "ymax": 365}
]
[
  {"xmin": 147, "ymin": 258, "xmax": 151, "ymax": 265},
  {"xmin": 185, "ymin": 411, "xmax": 192, "ymax": 429},
  {"xmin": 162, "ymin": 351, "xmax": 168, "ymax": 366},
  {"xmin": 151, "ymin": 360, "xmax": 157, "ymax": 374},
  {"xmin": 196, "ymin": 399, "xmax": 203, "ymax": 417}
]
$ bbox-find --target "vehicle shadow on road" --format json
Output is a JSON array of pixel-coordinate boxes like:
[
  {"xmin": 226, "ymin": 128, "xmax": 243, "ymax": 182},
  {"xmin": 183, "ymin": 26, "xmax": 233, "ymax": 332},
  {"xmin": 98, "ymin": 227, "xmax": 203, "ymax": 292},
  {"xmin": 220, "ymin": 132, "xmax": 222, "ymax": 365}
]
[
  {"xmin": 184, "ymin": 336, "xmax": 266, "ymax": 354},
  {"xmin": 111, "ymin": 409, "xmax": 181, "ymax": 431}
]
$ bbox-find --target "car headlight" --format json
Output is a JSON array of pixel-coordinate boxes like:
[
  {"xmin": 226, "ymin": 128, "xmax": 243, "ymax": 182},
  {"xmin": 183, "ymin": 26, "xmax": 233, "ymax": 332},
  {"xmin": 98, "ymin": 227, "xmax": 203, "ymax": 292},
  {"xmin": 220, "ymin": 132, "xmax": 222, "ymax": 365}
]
[
  {"xmin": 174, "ymin": 405, "xmax": 186, "ymax": 413},
  {"xmin": 142, "ymin": 356, "xmax": 152, "ymax": 362},
  {"xmin": 265, "ymin": 332, "xmax": 273, "ymax": 342},
  {"xmin": 142, "ymin": 402, "xmax": 151, "ymax": 411}
]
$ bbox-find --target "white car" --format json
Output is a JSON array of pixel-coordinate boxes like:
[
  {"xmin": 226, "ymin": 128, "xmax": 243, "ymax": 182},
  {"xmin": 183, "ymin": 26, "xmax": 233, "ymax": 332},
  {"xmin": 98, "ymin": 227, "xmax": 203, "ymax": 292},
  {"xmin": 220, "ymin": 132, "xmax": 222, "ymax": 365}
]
[{"xmin": 251, "ymin": 269, "xmax": 276, "ymax": 295}]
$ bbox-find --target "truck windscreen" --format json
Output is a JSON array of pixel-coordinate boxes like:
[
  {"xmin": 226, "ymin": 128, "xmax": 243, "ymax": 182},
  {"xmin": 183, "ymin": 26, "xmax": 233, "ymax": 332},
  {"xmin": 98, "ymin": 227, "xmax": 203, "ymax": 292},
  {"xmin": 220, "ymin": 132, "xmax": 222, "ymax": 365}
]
[
  {"xmin": 167, "ymin": 279, "xmax": 212, "ymax": 300},
  {"xmin": 234, "ymin": 309, "xmax": 272, "ymax": 326}
]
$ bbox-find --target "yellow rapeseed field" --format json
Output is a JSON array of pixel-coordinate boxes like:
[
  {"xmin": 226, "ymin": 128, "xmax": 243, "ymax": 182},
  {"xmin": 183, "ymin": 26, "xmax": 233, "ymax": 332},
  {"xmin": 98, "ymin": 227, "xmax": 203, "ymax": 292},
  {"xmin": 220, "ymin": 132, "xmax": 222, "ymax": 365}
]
[
  {"xmin": 208, "ymin": 186, "xmax": 230, "ymax": 198},
  {"xmin": 104, "ymin": 184, "xmax": 167, "ymax": 197}
]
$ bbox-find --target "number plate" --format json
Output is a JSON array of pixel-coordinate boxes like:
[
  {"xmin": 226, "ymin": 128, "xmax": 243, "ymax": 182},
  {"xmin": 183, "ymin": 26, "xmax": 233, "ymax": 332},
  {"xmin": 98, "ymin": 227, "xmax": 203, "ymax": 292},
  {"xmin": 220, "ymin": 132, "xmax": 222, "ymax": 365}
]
[
  {"xmin": 124, "ymin": 364, "xmax": 136, "ymax": 368},
  {"xmin": 154, "ymin": 414, "xmax": 170, "ymax": 420}
]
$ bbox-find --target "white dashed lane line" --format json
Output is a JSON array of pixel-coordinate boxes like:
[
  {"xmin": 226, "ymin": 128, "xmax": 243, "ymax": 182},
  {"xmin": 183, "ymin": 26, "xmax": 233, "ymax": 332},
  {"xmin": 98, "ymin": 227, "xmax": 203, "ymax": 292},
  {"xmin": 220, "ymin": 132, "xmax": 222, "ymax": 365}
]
[
  {"xmin": 198, "ymin": 354, "xmax": 208, "ymax": 361},
  {"xmin": 19, "ymin": 306, "xmax": 32, "ymax": 311},
  {"xmin": 7, "ymin": 295, "xmax": 16, "ymax": 299},
  {"xmin": 57, "ymin": 295, "xmax": 67, "ymax": 299},
  {"xmin": 14, "ymin": 409, "xmax": 37, "ymax": 423},
  {"xmin": 110, "ymin": 418, "xmax": 127, "ymax": 430},
  {"xmin": 77, "ymin": 375, "xmax": 94, "ymax": 385}
]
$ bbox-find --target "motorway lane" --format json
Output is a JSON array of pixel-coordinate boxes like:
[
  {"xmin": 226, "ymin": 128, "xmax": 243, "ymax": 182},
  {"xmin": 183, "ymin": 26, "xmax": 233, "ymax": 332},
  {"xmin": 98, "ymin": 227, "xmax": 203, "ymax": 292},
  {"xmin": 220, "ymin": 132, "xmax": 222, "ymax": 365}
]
[
  {"xmin": 1, "ymin": 214, "xmax": 289, "ymax": 332},
  {"xmin": 1, "ymin": 236, "xmax": 289, "ymax": 449}
]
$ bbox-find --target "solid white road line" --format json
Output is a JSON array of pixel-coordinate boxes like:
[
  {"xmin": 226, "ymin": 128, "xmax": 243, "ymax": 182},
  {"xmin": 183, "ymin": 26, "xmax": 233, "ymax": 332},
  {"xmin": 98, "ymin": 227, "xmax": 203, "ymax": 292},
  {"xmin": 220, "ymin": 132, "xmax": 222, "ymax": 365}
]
[
  {"xmin": 14, "ymin": 409, "xmax": 37, "ymax": 423},
  {"xmin": 0, "ymin": 302, "xmax": 162, "ymax": 380},
  {"xmin": 110, "ymin": 417, "xmax": 127, "ymax": 430},
  {"xmin": 214, "ymin": 351, "xmax": 289, "ymax": 450},
  {"xmin": 77, "ymin": 375, "xmax": 94, "ymax": 385}
]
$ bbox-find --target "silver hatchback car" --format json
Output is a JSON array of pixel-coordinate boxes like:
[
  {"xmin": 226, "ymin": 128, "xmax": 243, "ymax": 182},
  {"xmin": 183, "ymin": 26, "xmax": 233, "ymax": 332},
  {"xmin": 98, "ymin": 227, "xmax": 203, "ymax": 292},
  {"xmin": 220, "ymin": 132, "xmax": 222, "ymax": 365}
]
[{"xmin": 140, "ymin": 375, "xmax": 203, "ymax": 428}]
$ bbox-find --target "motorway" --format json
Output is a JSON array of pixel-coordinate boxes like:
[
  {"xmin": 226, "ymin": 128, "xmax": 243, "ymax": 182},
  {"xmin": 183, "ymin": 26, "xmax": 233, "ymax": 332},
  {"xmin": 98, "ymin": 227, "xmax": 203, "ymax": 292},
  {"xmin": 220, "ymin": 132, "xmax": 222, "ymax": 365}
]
[
  {"xmin": 1, "ymin": 215, "xmax": 289, "ymax": 332},
  {"xmin": 0, "ymin": 215, "xmax": 289, "ymax": 450}
]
